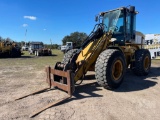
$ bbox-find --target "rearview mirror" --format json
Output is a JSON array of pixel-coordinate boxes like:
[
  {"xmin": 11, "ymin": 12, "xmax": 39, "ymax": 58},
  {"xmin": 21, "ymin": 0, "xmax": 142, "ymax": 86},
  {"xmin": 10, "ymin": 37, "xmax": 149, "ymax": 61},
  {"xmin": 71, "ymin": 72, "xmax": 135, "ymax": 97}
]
[{"xmin": 95, "ymin": 15, "xmax": 99, "ymax": 22}]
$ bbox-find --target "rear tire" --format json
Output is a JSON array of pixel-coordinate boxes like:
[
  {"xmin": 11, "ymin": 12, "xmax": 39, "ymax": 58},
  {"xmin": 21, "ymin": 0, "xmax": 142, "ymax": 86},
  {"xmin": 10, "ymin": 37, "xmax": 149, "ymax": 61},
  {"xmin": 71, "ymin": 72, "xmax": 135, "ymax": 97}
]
[
  {"xmin": 132, "ymin": 49, "xmax": 151, "ymax": 76},
  {"xmin": 95, "ymin": 49, "xmax": 126, "ymax": 89}
]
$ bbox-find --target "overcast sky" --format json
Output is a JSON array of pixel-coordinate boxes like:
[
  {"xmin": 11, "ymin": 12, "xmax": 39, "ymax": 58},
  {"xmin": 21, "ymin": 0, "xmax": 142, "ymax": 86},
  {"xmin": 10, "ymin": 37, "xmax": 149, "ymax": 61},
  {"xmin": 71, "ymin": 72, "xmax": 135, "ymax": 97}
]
[{"xmin": 0, "ymin": 0, "xmax": 160, "ymax": 44}]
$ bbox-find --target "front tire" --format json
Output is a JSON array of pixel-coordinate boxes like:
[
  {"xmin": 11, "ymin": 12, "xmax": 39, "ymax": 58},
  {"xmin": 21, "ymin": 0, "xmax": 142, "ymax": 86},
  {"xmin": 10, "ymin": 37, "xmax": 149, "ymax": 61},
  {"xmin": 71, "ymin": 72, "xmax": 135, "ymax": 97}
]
[
  {"xmin": 61, "ymin": 49, "xmax": 78, "ymax": 84},
  {"xmin": 95, "ymin": 49, "xmax": 126, "ymax": 89},
  {"xmin": 62, "ymin": 49, "xmax": 78, "ymax": 64}
]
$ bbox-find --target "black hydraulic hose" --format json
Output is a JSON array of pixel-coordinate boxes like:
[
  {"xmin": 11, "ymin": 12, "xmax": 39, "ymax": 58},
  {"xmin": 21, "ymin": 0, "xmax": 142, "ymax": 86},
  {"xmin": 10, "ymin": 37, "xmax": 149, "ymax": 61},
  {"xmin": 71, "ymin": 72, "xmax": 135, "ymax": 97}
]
[
  {"xmin": 75, "ymin": 74, "xmax": 85, "ymax": 85},
  {"xmin": 71, "ymin": 24, "xmax": 104, "ymax": 61},
  {"xmin": 81, "ymin": 24, "xmax": 104, "ymax": 49},
  {"xmin": 73, "ymin": 24, "xmax": 105, "ymax": 85}
]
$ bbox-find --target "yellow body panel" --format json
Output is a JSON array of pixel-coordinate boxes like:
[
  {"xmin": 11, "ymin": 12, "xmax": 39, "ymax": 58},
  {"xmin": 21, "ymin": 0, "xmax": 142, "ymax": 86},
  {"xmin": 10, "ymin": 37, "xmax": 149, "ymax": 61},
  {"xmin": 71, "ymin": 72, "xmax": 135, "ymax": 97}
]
[
  {"xmin": 70, "ymin": 31, "xmax": 141, "ymax": 82},
  {"xmin": 76, "ymin": 42, "xmax": 94, "ymax": 63},
  {"xmin": 74, "ymin": 33, "xmax": 112, "ymax": 82}
]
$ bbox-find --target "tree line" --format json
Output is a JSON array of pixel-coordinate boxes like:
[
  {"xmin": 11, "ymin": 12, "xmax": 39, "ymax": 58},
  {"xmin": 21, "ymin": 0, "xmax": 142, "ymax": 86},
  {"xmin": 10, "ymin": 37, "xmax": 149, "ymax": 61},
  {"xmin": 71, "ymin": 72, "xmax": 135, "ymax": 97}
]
[
  {"xmin": 0, "ymin": 31, "xmax": 88, "ymax": 49},
  {"xmin": 62, "ymin": 32, "xmax": 88, "ymax": 47}
]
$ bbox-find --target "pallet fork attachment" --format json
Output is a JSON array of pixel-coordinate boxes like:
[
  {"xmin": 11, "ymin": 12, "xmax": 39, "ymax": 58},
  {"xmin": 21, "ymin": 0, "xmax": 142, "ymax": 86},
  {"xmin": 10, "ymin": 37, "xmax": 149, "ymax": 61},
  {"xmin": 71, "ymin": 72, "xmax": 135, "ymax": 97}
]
[{"xmin": 15, "ymin": 66, "xmax": 75, "ymax": 118}]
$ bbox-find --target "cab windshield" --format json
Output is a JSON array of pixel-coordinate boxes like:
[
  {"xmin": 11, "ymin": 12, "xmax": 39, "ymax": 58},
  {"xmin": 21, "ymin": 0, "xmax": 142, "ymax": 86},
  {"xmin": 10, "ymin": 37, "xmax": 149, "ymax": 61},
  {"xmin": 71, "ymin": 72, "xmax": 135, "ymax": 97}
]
[{"xmin": 102, "ymin": 10, "xmax": 122, "ymax": 33}]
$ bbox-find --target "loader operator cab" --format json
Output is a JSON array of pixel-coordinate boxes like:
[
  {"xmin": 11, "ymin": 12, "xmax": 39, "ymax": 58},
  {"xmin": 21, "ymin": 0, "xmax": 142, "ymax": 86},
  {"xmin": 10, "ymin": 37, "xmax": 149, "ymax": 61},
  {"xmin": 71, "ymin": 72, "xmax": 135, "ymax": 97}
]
[{"xmin": 98, "ymin": 6, "xmax": 137, "ymax": 45}]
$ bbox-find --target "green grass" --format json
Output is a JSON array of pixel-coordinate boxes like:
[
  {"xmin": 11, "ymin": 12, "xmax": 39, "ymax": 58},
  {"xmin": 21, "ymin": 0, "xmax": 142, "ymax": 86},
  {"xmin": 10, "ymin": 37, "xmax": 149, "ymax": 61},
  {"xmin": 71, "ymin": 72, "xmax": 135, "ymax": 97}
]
[
  {"xmin": 1, "ymin": 49, "xmax": 159, "ymax": 71},
  {"xmin": 0, "ymin": 49, "xmax": 64, "ymax": 70}
]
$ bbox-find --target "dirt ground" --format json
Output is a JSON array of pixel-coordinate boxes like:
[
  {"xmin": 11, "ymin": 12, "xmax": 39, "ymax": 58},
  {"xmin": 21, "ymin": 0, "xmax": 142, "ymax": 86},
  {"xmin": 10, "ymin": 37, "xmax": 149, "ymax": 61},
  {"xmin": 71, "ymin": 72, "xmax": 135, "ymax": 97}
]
[{"xmin": 0, "ymin": 57, "xmax": 160, "ymax": 120}]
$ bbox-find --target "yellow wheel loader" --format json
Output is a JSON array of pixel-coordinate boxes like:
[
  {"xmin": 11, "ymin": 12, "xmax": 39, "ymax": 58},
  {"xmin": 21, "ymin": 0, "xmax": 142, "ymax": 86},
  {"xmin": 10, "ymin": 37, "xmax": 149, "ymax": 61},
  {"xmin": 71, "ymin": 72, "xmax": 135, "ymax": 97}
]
[
  {"xmin": 16, "ymin": 6, "xmax": 151, "ymax": 117},
  {"xmin": 51, "ymin": 6, "xmax": 151, "ymax": 90}
]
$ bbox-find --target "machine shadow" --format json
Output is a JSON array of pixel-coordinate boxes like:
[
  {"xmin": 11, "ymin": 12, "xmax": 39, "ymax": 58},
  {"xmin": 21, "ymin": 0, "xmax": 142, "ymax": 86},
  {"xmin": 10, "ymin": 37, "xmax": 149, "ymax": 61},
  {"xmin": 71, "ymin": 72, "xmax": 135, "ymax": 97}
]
[
  {"xmin": 73, "ymin": 82, "xmax": 103, "ymax": 99},
  {"xmin": 83, "ymin": 74, "xmax": 96, "ymax": 80},
  {"xmin": 114, "ymin": 67, "xmax": 159, "ymax": 92},
  {"xmin": 57, "ymin": 67, "xmax": 159, "ymax": 105},
  {"xmin": 56, "ymin": 81, "xmax": 102, "ymax": 106},
  {"xmin": 80, "ymin": 66, "xmax": 159, "ymax": 93}
]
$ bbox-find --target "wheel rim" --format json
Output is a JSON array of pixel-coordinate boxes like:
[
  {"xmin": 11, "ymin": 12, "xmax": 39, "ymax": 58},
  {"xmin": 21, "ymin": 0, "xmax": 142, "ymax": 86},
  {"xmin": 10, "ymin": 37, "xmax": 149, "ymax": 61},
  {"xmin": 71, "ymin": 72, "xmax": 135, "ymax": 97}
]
[
  {"xmin": 112, "ymin": 60, "xmax": 123, "ymax": 81},
  {"xmin": 144, "ymin": 56, "xmax": 150, "ymax": 71}
]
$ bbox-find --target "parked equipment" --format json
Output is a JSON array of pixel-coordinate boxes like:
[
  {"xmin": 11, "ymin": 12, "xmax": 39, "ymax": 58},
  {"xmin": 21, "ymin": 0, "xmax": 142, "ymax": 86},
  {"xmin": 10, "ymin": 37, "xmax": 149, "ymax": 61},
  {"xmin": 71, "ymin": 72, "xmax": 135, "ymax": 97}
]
[
  {"xmin": 35, "ymin": 48, "xmax": 52, "ymax": 56},
  {"xmin": 0, "ymin": 40, "xmax": 21, "ymax": 58},
  {"xmin": 28, "ymin": 42, "xmax": 43, "ymax": 54},
  {"xmin": 28, "ymin": 41, "xmax": 52, "ymax": 56},
  {"xmin": 21, "ymin": 45, "xmax": 29, "ymax": 51},
  {"xmin": 15, "ymin": 6, "xmax": 151, "ymax": 117},
  {"xmin": 61, "ymin": 42, "xmax": 73, "ymax": 53}
]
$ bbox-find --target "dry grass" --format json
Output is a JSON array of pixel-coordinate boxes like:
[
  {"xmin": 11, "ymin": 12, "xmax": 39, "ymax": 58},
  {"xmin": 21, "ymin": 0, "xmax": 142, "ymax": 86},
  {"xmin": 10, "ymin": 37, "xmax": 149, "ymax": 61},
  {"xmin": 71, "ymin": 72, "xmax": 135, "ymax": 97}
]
[{"xmin": 152, "ymin": 59, "xmax": 160, "ymax": 65}]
